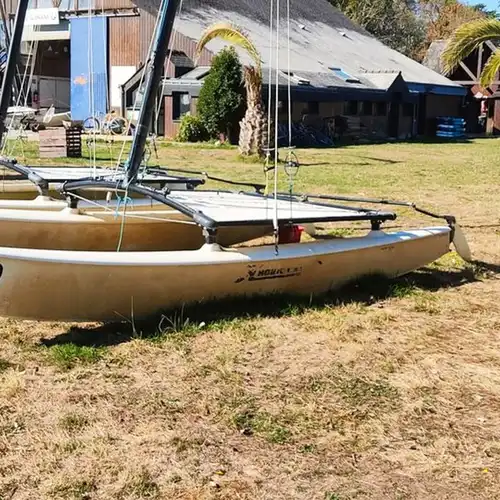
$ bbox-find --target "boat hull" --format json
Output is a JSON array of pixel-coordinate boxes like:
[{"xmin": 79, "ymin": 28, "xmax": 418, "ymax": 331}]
[
  {"xmin": 0, "ymin": 227, "xmax": 452, "ymax": 322},
  {"xmin": 0, "ymin": 207, "xmax": 272, "ymax": 251}
]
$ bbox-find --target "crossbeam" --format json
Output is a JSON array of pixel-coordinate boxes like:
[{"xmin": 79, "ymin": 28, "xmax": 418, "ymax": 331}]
[
  {"xmin": 9, "ymin": 7, "xmax": 139, "ymax": 19},
  {"xmin": 59, "ymin": 7, "xmax": 139, "ymax": 18}
]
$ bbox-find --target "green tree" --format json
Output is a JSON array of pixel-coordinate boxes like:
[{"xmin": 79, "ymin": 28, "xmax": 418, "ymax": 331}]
[
  {"xmin": 416, "ymin": 0, "xmax": 488, "ymax": 60},
  {"xmin": 442, "ymin": 18, "xmax": 500, "ymax": 86},
  {"xmin": 197, "ymin": 47, "xmax": 245, "ymax": 141},
  {"xmin": 196, "ymin": 23, "xmax": 267, "ymax": 157},
  {"xmin": 328, "ymin": 0, "xmax": 425, "ymax": 58}
]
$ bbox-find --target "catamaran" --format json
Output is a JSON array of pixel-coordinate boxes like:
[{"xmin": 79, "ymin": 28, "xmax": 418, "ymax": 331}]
[{"xmin": 0, "ymin": 0, "xmax": 471, "ymax": 321}]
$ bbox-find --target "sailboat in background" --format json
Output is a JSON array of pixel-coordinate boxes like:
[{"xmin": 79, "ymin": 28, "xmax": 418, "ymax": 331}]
[{"xmin": 0, "ymin": 0, "xmax": 471, "ymax": 321}]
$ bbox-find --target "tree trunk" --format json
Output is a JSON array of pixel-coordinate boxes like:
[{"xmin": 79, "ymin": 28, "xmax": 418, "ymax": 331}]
[{"xmin": 239, "ymin": 66, "xmax": 267, "ymax": 157}]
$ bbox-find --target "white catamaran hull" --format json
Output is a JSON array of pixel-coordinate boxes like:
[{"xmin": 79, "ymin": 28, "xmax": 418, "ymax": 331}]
[
  {"xmin": 0, "ymin": 191, "xmax": 390, "ymax": 251},
  {"xmin": 0, "ymin": 227, "xmax": 452, "ymax": 322},
  {"xmin": 0, "ymin": 207, "xmax": 273, "ymax": 251}
]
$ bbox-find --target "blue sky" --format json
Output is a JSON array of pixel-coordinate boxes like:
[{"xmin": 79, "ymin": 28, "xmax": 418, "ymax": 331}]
[{"xmin": 464, "ymin": 0, "xmax": 498, "ymax": 11}]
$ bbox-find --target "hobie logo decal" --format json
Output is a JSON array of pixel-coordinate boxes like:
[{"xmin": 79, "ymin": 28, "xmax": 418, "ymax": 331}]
[{"xmin": 235, "ymin": 265, "xmax": 303, "ymax": 283}]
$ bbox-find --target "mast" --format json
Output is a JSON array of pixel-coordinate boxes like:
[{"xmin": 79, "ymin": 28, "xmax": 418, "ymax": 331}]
[
  {"xmin": 0, "ymin": 0, "xmax": 29, "ymax": 145},
  {"xmin": 124, "ymin": 0, "xmax": 180, "ymax": 186}
]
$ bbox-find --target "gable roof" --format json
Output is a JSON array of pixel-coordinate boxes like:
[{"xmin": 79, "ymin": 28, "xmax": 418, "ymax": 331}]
[{"xmin": 169, "ymin": 0, "xmax": 462, "ymax": 94}]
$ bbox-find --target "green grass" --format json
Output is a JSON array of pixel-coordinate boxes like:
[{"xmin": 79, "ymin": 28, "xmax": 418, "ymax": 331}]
[
  {"xmin": 0, "ymin": 358, "xmax": 12, "ymax": 372},
  {"xmin": 231, "ymin": 404, "xmax": 293, "ymax": 444},
  {"xmin": 59, "ymin": 413, "xmax": 89, "ymax": 433},
  {"xmin": 46, "ymin": 343, "xmax": 106, "ymax": 370},
  {"xmin": 50, "ymin": 479, "xmax": 96, "ymax": 500},
  {"xmin": 119, "ymin": 469, "xmax": 160, "ymax": 499}
]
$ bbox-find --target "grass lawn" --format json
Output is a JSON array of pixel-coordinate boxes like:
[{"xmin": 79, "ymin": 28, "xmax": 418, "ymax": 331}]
[{"xmin": 0, "ymin": 138, "xmax": 499, "ymax": 499}]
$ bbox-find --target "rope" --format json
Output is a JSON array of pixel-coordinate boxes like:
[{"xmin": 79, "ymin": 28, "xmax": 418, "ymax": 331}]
[
  {"xmin": 273, "ymin": 0, "xmax": 280, "ymax": 255},
  {"xmin": 113, "ymin": 0, "xmax": 170, "ymax": 174},
  {"xmin": 284, "ymin": 0, "xmax": 298, "ymax": 219},
  {"xmin": 66, "ymin": 192, "xmax": 197, "ymax": 224},
  {"xmin": 111, "ymin": 0, "xmax": 176, "ymax": 245},
  {"xmin": 114, "ymin": 193, "xmax": 134, "ymax": 218},
  {"xmin": 115, "ymin": 185, "xmax": 130, "ymax": 252},
  {"xmin": 87, "ymin": 1, "xmax": 97, "ymax": 178},
  {"xmin": 101, "ymin": 0, "xmax": 109, "ymax": 114},
  {"xmin": 155, "ymin": 0, "xmax": 184, "ymax": 131},
  {"xmin": 1, "ymin": 28, "xmax": 38, "ymax": 157},
  {"xmin": 264, "ymin": 0, "xmax": 274, "ymax": 198},
  {"xmin": 287, "ymin": 0, "xmax": 292, "ymax": 149}
]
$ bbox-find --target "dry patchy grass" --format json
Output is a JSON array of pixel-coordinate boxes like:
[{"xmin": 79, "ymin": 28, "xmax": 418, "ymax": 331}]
[{"xmin": 0, "ymin": 139, "xmax": 499, "ymax": 499}]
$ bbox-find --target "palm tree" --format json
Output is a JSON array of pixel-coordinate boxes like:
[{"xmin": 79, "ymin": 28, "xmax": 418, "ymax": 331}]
[
  {"xmin": 196, "ymin": 23, "xmax": 267, "ymax": 157},
  {"xmin": 442, "ymin": 18, "xmax": 500, "ymax": 88}
]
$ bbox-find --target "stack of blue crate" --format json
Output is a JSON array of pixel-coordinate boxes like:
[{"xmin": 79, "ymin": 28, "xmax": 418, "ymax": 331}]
[{"xmin": 436, "ymin": 116, "xmax": 466, "ymax": 138}]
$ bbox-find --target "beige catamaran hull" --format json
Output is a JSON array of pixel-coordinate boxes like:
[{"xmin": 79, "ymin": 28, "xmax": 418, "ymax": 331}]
[
  {"xmin": 0, "ymin": 226, "xmax": 452, "ymax": 322},
  {"xmin": 0, "ymin": 207, "xmax": 273, "ymax": 251}
]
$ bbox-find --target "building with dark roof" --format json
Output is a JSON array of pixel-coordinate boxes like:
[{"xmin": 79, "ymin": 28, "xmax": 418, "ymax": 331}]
[
  {"xmin": 8, "ymin": 0, "xmax": 467, "ymax": 140},
  {"xmin": 157, "ymin": 0, "xmax": 466, "ymax": 139}
]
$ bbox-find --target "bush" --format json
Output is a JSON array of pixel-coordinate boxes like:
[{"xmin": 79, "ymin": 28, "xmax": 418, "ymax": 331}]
[
  {"xmin": 197, "ymin": 47, "xmax": 245, "ymax": 142},
  {"xmin": 176, "ymin": 115, "xmax": 207, "ymax": 143}
]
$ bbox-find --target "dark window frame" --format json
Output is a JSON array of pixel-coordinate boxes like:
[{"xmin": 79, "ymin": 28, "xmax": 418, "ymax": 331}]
[
  {"xmin": 172, "ymin": 92, "xmax": 191, "ymax": 121},
  {"xmin": 345, "ymin": 100, "xmax": 358, "ymax": 116},
  {"xmin": 375, "ymin": 102, "xmax": 388, "ymax": 116},
  {"xmin": 361, "ymin": 101, "xmax": 373, "ymax": 116},
  {"xmin": 308, "ymin": 101, "xmax": 319, "ymax": 115},
  {"xmin": 402, "ymin": 102, "xmax": 414, "ymax": 117}
]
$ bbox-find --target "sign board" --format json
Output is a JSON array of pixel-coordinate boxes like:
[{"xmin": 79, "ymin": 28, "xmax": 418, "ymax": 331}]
[{"xmin": 25, "ymin": 8, "xmax": 60, "ymax": 26}]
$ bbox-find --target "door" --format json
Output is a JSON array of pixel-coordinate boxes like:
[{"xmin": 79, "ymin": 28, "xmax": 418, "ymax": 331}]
[
  {"xmin": 70, "ymin": 17, "xmax": 108, "ymax": 121},
  {"xmin": 388, "ymin": 102, "xmax": 400, "ymax": 138},
  {"xmin": 388, "ymin": 92, "xmax": 402, "ymax": 138}
]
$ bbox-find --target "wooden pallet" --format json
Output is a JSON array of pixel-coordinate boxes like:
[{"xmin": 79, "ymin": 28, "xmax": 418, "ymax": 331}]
[
  {"xmin": 39, "ymin": 126, "xmax": 82, "ymax": 158},
  {"xmin": 66, "ymin": 126, "xmax": 82, "ymax": 158},
  {"xmin": 39, "ymin": 128, "xmax": 66, "ymax": 158}
]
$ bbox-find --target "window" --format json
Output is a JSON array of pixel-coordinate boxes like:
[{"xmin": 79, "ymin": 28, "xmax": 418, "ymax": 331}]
[
  {"xmin": 376, "ymin": 102, "xmax": 387, "ymax": 116},
  {"xmin": 172, "ymin": 92, "xmax": 190, "ymax": 121},
  {"xmin": 403, "ymin": 103, "xmax": 414, "ymax": 117},
  {"xmin": 345, "ymin": 101, "xmax": 358, "ymax": 115},
  {"xmin": 329, "ymin": 67, "xmax": 361, "ymax": 84},
  {"xmin": 361, "ymin": 101, "xmax": 373, "ymax": 116},
  {"xmin": 308, "ymin": 101, "xmax": 319, "ymax": 115},
  {"xmin": 282, "ymin": 71, "xmax": 310, "ymax": 85}
]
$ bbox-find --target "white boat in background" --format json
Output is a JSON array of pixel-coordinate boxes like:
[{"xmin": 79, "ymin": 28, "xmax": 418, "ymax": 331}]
[
  {"xmin": 41, "ymin": 105, "xmax": 70, "ymax": 128},
  {"xmin": 0, "ymin": 163, "xmax": 202, "ymax": 200}
]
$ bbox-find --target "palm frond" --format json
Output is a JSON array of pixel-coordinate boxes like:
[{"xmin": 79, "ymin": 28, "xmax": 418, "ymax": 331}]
[
  {"xmin": 442, "ymin": 19, "xmax": 500, "ymax": 75},
  {"xmin": 480, "ymin": 49, "xmax": 500, "ymax": 87},
  {"xmin": 195, "ymin": 22, "xmax": 262, "ymax": 72}
]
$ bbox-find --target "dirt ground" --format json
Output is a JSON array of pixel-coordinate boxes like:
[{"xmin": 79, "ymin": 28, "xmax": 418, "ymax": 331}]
[{"xmin": 0, "ymin": 138, "xmax": 499, "ymax": 499}]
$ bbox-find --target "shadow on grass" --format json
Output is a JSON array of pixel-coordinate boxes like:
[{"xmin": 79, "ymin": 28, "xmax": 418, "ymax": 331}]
[{"xmin": 40, "ymin": 260, "xmax": 498, "ymax": 349}]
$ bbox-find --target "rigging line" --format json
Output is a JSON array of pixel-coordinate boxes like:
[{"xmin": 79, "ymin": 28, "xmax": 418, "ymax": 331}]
[
  {"xmin": 114, "ymin": 8, "xmax": 160, "ymax": 175},
  {"xmin": 287, "ymin": 0, "xmax": 291, "ymax": 149},
  {"xmin": 61, "ymin": 192, "xmax": 197, "ymax": 224},
  {"xmin": 87, "ymin": 3, "xmax": 97, "ymax": 178},
  {"xmin": 285, "ymin": 0, "xmax": 294, "ymax": 221},
  {"xmin": 113, "ymin": 2, "xmax": 170, "ymax": 240},
  {"xmin": 273, "ymin": 0, "xmax": 280, "ymax": 256},
  {"xmin": 155, "ymin": 0, "xmax": 184, "ymax": 131},
  {"xmin": 115, "ymin": 184, "xmax": 130, "ymax": 252},
  {"xmin": 264, "ymin": 0, "xmax": 273, "ymax": 201},
  {"xmin": 24, "ymin": 40, "xmax": 38, "ymax": 109},
  {"xmin": 101, "ymin": 0, "xmax": 109, "ymax": 114},
  {"xmin": 1, "ymin": 29, "xmax": 37, "ymax": 156}
]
